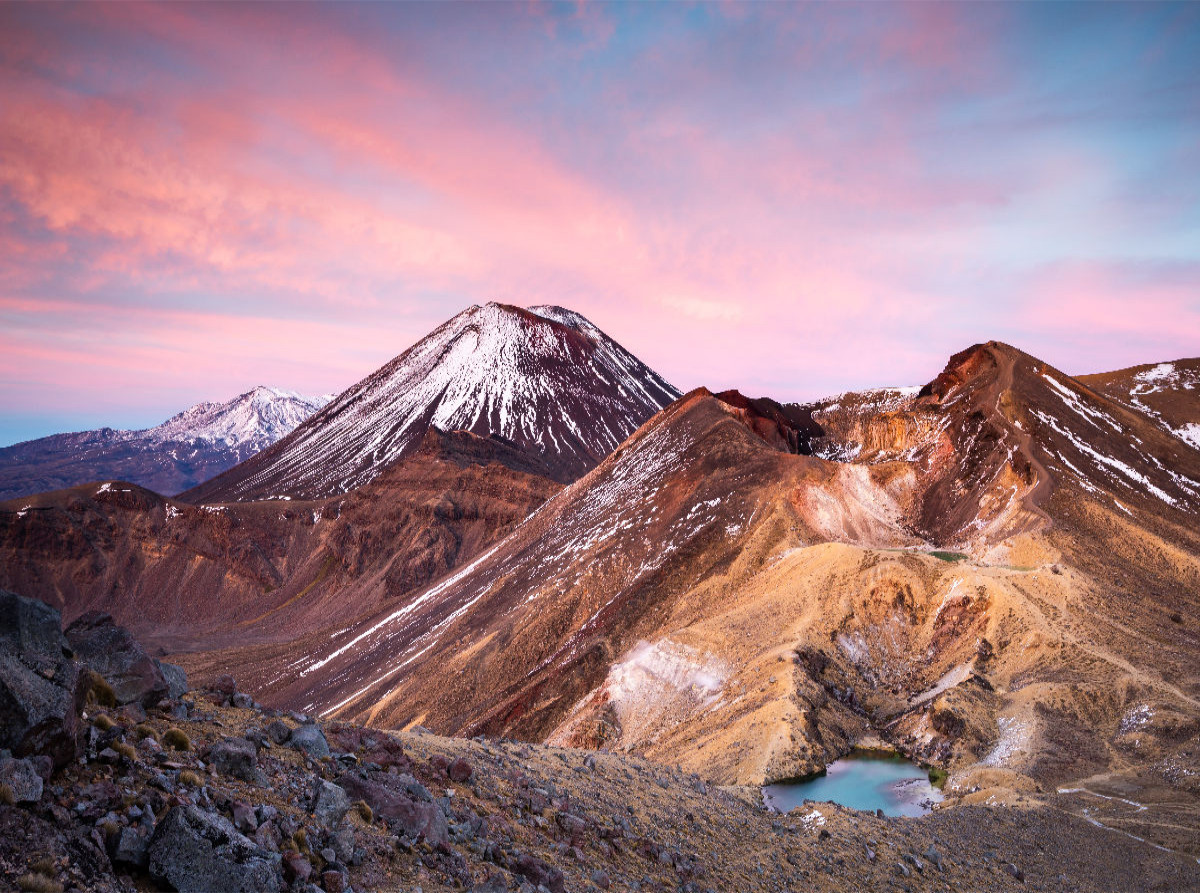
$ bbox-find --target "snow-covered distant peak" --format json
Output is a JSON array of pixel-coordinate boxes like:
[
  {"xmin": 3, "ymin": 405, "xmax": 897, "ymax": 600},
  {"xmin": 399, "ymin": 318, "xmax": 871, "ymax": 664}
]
[{"xmin": 146, "ymin": 387, "xmax": 330, "ymax": 448}]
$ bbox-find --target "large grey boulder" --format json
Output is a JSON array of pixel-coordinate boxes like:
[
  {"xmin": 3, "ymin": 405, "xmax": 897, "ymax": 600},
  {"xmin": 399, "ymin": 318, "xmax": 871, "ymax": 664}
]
[
  {"xmin": 289, "ymin": 723, "xmax": 330, "ymax": 759},
  {"xmin": 65, "ymin": 612, "xmax": 168, "ymax": 707},
  {"xmin": 206, "ymin": 737, "xmax": 260, "ymax": 782},
  {"xmin": 158, "ymin": 662, "xmax": 188, "ymax": 699},
  {"xmin": 0, "ymin": 590, "xmax": 85, "ymax": 767},
  {"xmin": 148, "ymin": 804, "xmax": 280, "ymax": 893}
]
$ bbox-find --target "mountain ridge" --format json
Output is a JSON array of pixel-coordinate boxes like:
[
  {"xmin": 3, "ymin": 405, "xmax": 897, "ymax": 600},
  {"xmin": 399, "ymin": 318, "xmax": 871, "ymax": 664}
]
[{"xmin": 0, "ymin": 386, "xmax": 329, "ymax": 501}]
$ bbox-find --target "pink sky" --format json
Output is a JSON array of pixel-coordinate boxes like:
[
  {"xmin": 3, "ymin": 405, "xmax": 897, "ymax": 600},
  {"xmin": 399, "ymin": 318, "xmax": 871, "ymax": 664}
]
[{"xmin": 1, "ymin": 2, "xmax": 1198, "ymax": 443}]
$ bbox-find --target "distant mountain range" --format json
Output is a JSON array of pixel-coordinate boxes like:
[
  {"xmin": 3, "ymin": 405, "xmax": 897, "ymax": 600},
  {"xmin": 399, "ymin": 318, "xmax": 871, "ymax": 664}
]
[{"xmin": 0, "ymin": 387, "xmax": 330, "ymax": 501}]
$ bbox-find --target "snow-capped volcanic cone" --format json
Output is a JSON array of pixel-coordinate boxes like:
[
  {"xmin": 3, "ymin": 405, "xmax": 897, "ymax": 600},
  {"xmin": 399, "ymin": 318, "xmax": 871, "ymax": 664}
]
[
  {"xmin": 0, "ymin": 386, "xmax": 329, "ymax": 501},
  {"xmin": 182, "ymin": 303, "xmax": 680, "ymax": 502}
]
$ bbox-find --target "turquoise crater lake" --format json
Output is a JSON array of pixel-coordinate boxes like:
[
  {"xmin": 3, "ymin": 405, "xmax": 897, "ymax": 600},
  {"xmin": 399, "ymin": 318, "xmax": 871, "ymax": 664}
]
[{"xmin": 763, "ymin": 754, "xmax": 944, "ymax": 818}]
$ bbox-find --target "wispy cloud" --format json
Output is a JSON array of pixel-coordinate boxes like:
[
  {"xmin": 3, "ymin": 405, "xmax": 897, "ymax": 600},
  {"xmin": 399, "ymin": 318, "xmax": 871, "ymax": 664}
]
[{"xmin": 1, "ymin": 2, "xmax": 1197, "ymax": 443}]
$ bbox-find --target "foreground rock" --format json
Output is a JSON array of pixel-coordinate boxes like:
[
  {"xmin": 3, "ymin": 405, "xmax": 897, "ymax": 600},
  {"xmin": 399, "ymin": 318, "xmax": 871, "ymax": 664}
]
[
  {"xmin": 206, "ymin": 736, "xmax": 262, "ymax": 783},
  {"xmin": 148, "ymin": 804, "xmax": 280, "ymax": 893},
  {"xmin": 336, "ymin": 770, "xmax": 449, "ymax": 849},
  {"xmin": 0, "ymin": 756, "xmax": 43, "ymax": 803},
  {"xmin": 0, "ymin": 590, "xmax": 84, "ymax": 767},
  {"xmin": 65, "ymin": 611, "xmax": 168, "ymax": 707}
]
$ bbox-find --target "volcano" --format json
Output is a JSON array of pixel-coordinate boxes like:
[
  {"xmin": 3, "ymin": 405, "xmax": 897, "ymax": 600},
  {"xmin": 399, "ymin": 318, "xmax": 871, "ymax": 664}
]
[{"xmin": 181, "ymin": 303, "xmax": 679, "ymax": 502}]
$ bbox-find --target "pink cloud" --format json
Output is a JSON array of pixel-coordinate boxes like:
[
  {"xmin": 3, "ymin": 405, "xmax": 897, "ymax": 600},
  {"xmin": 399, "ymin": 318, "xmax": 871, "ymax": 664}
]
[{"xmin": 0, "ymin": 2, "xmax": 1196, "ymax": 440}]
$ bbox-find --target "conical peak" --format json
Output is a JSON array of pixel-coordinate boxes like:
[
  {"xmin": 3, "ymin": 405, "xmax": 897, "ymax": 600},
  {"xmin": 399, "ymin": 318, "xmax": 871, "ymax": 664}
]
[{"xmin": 181, "ymin": 303, "xmax": 680, "ymax": 501}]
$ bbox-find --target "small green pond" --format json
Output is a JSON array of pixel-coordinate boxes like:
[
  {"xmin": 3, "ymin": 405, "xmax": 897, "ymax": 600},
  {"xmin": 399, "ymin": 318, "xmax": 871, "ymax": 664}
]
[{"xmin": 763, "ymin": 753, "xmax": 943, "ymax": 818}]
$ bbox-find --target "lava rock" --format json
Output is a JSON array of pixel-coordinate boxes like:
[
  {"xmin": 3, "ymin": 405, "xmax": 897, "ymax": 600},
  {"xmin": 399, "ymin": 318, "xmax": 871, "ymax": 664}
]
[
  {"xmin": 0, "ymin": 590, "xmax": 86, "ymax": 767},
  {"xmin": 148, "ymin": 804, "xmax": 280, "ymax": 893},
  {"xmin": 321, "ymin": 869, "xmax": 347, "ymax": 893},
  {"xmin": 0, "ymin": 756, "xmax": 43, "ymax": 802},
  {"xmin": 289, "ymin": 723, "xmax": 330, "ymax": 759},
  {"xmin": 335, "ymin": 772, "xmax": 447, "ymax": 849},
  {"xmin": 159, "ymin": 662, "xmax": 188, "ymax": 699},
  {"xmin": 206, "ymin": 736, "xmax": 260, "ymax": 782},
  {"xmin": 312, "ymin": 778, "xmax": 350, "ymax": 828},
  {"xmin": 448, "ymin": 756, "xmax": 474, "ymax": 783},
  {"xmin": 65, "ymin": 611, "xmax": 169, "ymax": 707}
]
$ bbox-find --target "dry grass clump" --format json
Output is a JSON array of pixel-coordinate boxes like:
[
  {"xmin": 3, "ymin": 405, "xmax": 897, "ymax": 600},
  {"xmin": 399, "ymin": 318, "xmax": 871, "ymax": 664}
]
[
  {"xmin": 15, "ymin": 874, "xmax": 63, "ymax": 893},
  {"xmin": 135, "ymin": 723, "xmax": 158, "ymax": 741},
  {"xmin": 113, "ymin": 742, "xmax": 138, "ymax": 762},
  {"xmin": 83, "ymin": 671, "xmax": 116, "ymax": 708},
  {"xmin": 162, "ymin": 727, "xmax": 191, "ymax": 751},
  {"xmin": 178, "ymin": 769, "xmax": 202, "ymax": 788},
  {"xmin": 91, "ymin": 713, "xmax": 115, "ymax": 731},
  {"xmin": 0, "ymin": 782, "xmax": 15, "ymax": 805},
  {"xmin": 353, "ymin": 799, "xmax": 373, "ymax": 824},
  {"xmin": 27, "ymin": 857, "xmax": 56, "ymax": 876}
]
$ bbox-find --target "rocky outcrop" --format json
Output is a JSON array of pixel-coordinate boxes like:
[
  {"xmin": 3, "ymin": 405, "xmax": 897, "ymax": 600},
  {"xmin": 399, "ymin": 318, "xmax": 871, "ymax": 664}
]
[
  {"xmin": 65, "ymin": 612, "xmax": 169, "ymax": 707},
  {"xmin": 148, "ymin": 804, "xmax": 280, "ymax": 893},
  {"xmin": 335, "ymin": 771, "xmax": 448, "ymax": 849},
  {"xmin": 0, "ymin": 590, "xmax": 84, "ymax": 767},
  {"xmin": 0, "ymin": 756, "xmax": 43, "ymax": 803},
  {"xmin": 289, "ymin": 723, "xmax": 330, "ymax": 759}
]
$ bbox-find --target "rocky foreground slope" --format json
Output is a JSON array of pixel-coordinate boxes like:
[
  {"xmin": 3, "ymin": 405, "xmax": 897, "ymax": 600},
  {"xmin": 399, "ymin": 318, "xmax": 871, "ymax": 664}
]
[
  {"xmin": 0, "ymin": 387, "xmax": 328, "ymax": 502},
  {"xmin": 3, "ymin": 592, "xmax": 1197, "ymax": 893}
]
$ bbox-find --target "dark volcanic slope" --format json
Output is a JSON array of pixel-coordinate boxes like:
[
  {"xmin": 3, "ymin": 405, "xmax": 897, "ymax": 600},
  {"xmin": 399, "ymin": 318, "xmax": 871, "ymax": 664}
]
[
  {"xmin": 182, "ymin": 303, "xmax": 679, "ymax": 502},
  {"xmin": 0, "ymin": 431, "xmax": 560, "ymax": 651},
  {"xmin": 0, "ymin": 386, "xmax": 327, "ymax": 501}
]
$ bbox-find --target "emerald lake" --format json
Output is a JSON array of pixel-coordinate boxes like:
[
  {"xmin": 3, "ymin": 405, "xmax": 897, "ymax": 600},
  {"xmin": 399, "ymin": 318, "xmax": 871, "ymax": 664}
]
[{"xmin": 763, "ymin": 754, "xmax": 943, "ymax": 818}]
